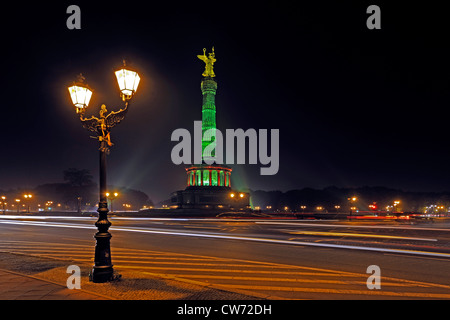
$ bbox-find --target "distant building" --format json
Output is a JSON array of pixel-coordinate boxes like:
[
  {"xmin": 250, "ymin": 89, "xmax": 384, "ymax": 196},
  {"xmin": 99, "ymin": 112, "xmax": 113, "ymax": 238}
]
[{"xmin": 170, "ymin": 48, "xmax": 250, "ymax": 211}]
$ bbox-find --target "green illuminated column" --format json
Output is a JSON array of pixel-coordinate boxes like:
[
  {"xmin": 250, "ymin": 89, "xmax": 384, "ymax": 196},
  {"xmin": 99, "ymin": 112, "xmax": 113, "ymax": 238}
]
[{"xmin": 201, "ymin": 77, "xmax": 217, "ymax": 161}]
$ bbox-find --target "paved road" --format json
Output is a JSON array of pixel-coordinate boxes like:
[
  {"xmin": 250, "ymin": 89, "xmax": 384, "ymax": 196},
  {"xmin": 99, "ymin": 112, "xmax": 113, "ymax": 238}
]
[{"xmin": 0, "ymin": 215, "xmax": 449, "ymax": 299}]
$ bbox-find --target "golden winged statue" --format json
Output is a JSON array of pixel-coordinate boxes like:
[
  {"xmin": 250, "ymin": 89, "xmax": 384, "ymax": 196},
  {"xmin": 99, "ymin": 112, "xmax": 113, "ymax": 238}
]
[
  {"xmin": 79, "ymin": 103, "xmax": 129, "ymax": 152},
  {"xmin": 197, "ymin": 47, "xmax": 216, "ymax": 77}
]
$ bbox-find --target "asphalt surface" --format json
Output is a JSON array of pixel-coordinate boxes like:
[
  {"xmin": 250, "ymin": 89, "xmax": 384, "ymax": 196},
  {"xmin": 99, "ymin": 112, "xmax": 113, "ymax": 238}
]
[{"xmin": 0, "ymin": 215, "xmax": 449, "ymax": 299}]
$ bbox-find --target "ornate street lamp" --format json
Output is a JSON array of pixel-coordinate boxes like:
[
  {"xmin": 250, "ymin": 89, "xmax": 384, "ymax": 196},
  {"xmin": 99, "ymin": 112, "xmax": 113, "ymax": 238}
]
[
  {"xmin": 67, "ymin": 61, "xmax": 140, "ymax": 283},
  {"xmin": 68, "ymin": 74, "xmax": 93, "ymax": 113},
  {"xmin": 115, "ymin": 61, "xmax": 140, "ymax": 101}
]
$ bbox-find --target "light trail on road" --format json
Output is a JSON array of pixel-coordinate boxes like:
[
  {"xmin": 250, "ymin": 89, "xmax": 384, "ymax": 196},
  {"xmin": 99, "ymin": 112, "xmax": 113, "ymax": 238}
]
[
  {"xmin": 287, "ymin": 230, "xmax": 437, "ymax": 241},
  {"xmin": 256, "ymin": 221, "xmax": 450, "ymax": 232},
  {"xmin": 0, "ymin": 218, "xmax": 449, "ymax": 259}
]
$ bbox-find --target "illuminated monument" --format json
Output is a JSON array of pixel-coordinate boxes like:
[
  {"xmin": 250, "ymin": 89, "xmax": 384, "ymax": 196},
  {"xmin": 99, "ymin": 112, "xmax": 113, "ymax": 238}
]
[{"xmin": 170, "ymin": 48, "xmax": 250, "ymax": 210}]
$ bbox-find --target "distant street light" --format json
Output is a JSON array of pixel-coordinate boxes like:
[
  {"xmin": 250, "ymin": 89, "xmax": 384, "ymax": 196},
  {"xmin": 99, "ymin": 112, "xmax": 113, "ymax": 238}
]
[
  {"xmin": 67, "ymin": 61, "xmax": 140, "ymax": 283},
  {"xmin": 15, "ymin": 199, "xmax": 20, "ymax": 213},
  {"xmin": 393, "ymin": 200, "xmax": 401, "ymax": 212},
  {"xmin": 1, "ymin": 196, "xmax": 6, "ymax": 214},
  {"xmin": 24, "ymin": 194, "xmax": 32, "ymax": 213},
  {"xmin": 348, "ymin": 196, "xmax": 358, "ymax": 216},
  {"xmin": 106, "ymin": 192, "xmax": 119, "ymax": 213},
  {"xmin": 77, "ymin": 196, "xmax": 82, "ymax": 214}
]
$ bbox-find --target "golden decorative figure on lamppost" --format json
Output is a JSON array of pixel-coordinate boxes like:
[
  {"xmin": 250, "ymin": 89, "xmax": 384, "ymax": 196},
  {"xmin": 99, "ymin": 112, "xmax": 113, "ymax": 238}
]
[
  {"xmin": 81, "ymin": 103, "xmax": 127, "ymax": 153},
  {"xmin": 197, "ymin": 47, "xmax": 216, "ymax": 78}
]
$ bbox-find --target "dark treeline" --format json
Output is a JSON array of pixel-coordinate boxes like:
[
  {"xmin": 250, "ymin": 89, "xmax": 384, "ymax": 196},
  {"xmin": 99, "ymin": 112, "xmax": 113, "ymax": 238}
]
[
  {"xmin": 0, "ymin": 168, "xmax": 152, "ymax": 212},
  {"xmin": 249, "ymin": 186, "xmax": 450, "ymax": 212}
]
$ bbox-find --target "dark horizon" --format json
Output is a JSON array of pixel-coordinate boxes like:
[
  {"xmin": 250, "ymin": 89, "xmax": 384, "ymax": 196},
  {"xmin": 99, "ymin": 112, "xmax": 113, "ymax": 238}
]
[
  {"xmin": 3, "ymin": 176, "xmax": 450, "ymax": 207},
  {"xmin": 2, "ymin": 2, "xmax": 450, "ymax": 203}
]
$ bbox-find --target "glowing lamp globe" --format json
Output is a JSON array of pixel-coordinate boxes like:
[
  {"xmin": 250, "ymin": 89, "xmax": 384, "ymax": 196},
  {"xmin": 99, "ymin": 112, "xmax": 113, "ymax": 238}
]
[
  {"xmin": 68, "ymin": 75, "xmax": 93, "ymax": 113},
  {"xmin": 115, "ymin": 68, "xmax": 140, "ymax": 101}
]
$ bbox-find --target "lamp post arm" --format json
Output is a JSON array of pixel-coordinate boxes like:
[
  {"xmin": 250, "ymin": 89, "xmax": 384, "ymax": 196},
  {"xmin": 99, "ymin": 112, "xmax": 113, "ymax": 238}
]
[
  {"xmin": 80, "ymin": 114, "xmax": 101, "ymax": 133},
  {"xmin": 105, "ymin": 101, "xmax": 129, "ymax": 129}
]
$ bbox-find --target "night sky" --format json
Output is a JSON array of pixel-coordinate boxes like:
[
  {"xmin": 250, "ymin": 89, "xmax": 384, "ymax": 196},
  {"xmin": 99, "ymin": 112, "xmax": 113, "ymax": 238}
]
[{"xmin": 2, "ymin": 1, "xmax": 450, "ymax": 203}]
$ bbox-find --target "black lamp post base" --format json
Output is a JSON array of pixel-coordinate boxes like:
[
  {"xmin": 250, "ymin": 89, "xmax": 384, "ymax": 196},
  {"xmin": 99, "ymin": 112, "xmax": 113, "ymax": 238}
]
[
  {"xmin": 90, "ymin": 266, "xmax": 121, "ymax": 283},
  {"xmin": 90, "ymin": 228, "xmax": 121, "ymax": 283}
]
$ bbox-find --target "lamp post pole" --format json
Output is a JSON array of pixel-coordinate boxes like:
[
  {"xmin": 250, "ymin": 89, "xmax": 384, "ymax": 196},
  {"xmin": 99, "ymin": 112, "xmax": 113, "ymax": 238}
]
[
  {"xmin": 68, "ymin": 62, "xmax": 140, "ymax": 283},
  {"xmin": 92, "ymin": 137, "xmax": 114, "ymax": 282},
  {"xmin": 81, "ymin": 105, "xmax": 131, "ymax": 283}
]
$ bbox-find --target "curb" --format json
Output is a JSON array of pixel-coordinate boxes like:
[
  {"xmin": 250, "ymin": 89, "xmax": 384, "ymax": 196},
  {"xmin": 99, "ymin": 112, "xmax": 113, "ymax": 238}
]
[{"xmin": 0, "ymin": 268, "xmax": 115, "ymax": 300}]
